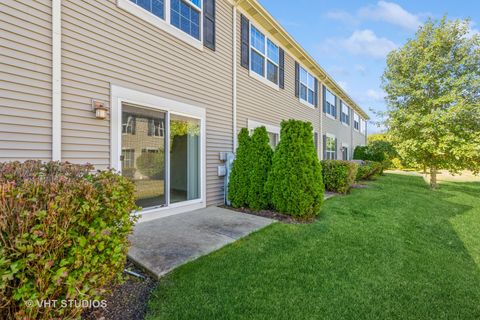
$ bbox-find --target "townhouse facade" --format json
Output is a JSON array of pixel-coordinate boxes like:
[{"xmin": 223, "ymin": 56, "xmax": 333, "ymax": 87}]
[{"xmin": 1, "ymin": 0, "xmax": 368, "ymax": 221}]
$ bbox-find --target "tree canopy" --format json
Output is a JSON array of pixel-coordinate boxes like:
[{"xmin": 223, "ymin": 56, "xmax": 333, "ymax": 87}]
[{"xmin": 382, "ymin": 17, "xmax": 480, "ymax": 188}]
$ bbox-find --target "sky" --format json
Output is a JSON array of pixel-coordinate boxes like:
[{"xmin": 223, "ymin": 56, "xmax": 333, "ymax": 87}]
[{"xmin": 258, "ymin": 0, "xmax": 480, "ymax": 133}]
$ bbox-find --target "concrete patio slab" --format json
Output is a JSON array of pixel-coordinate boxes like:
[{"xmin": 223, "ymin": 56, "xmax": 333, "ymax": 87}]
[{"xmin": 128, "ymin": 206, "xmax": 274, "ymax": 278}]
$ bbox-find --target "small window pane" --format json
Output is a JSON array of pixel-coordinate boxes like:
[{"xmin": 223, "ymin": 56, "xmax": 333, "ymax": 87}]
[
  {"xmin": 267, "ymin": 39, "xmax": 279, "ymax": 64},
  {"xmin": 190, "ymin": 0, "xmax": 201, "ymax": 8},
  {"xmin": 132, "ymin": 0, "xmax": 165, "ymax": 20},
  {"xmin": 308, "ymin": 89, "xmax": 314, "ymax": 104},
  {"xmin": 326, "ymin": 89, "xmax": 336, "ymax": 105},
  {"xmin": 307, "ymin": 73, "xmax": 315, "ymax": 89},
  {"xmin": 300, "ymin": 68, "xmax": 308, "ymax": 84},
  {"xmin": 251, "ymin": 26, "xmax": 265, "ymax": 54},
  {"xmin": 251, "ymin": 49, "xmax": 265, "ymax": 76},
  {"xmin": 267, "ymin": 61, "xmax": 278, "ymax": 84},
  {"xmin": 300, "ymin": 84, "xmax": 307, "ymax": 101}
]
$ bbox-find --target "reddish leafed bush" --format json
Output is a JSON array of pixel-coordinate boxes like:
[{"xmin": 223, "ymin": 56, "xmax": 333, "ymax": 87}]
[{"xmin": 0, "ymin": 161, "xmax": 138, "ymax": 320}]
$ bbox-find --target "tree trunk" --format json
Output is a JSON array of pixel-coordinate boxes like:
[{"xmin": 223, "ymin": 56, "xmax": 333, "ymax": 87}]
[{"xmin": 430, "ymin": 166, "xmax": 437, "ymax": 190}]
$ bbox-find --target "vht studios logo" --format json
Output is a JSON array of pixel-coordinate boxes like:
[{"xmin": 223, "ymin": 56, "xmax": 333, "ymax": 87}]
[{"xmin": 26, "ymin": 299, "xmax": 107, "ymax": 309}]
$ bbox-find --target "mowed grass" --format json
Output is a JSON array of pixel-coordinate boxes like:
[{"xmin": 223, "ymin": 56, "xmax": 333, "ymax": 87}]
[{"xmin": 146, "ymin": 174, "xmax": 480, "ymax": 320}]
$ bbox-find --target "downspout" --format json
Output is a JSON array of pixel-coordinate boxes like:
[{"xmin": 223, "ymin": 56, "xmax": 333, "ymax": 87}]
[
  {"xmin": 52, "ymin": 0, "xmax": 62, "ymax": 161},
  {"xmin": 232, "ymin": 1, "xmax": 238, "ymax": 152}
]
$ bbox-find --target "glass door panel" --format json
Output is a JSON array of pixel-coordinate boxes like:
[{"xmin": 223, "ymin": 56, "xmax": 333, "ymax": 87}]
[
  {"xmin": 121, "ymin": 104, "xmax": 166, "ymax": 209},
  {"xmin": 169, "ymin": 114, "xmax": 201, "ymax": 203}
]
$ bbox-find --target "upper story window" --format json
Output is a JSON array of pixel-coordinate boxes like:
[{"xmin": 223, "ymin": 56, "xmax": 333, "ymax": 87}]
[
  {"xmin": 127, "ymin": 0, "xmax": 203, "ymax": 41},
  {"xmin": 171, "ymin": 0, "xmax": 201, "ymax": 40},
  {"xmin": 250, "ymin": 25, "xmax": 280, "ymax": 85},
  {"xmin": 300, "ymin": 67, "xmax": 316, "ymax": 105},
  {"xmin": 325, "ymin": 88, "xmax": 337, "ymax": 118},
  {"xmin": 353, "ymin": 113, "xmax": 360, "ymax": 131},
  {"xmin": 341, "ymin": 102, "xmax": 350, "ymax": 125},
  {"xmin": 360, "ymin": 119, "xmax": 366, "ymax": 134}
]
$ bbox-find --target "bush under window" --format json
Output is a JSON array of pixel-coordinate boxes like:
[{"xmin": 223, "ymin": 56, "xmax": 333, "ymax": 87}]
[
  {"xmin": 266, "ymin": 120, "xmax": 324, "ymax": 218},
  {"xmin": 321, "ymin": 160, "xmax": 359, "ymax": 194},
  {"xmin": 0, "ymin": 161, "xmax": 138, "ymax": 320}
]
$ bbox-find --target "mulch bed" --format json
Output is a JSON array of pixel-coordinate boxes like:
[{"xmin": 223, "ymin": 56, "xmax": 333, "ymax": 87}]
[
  {"xmin": 82, "ymin": 260, "xmax": 156, "ymax": 320},
  {"xmin": 222, "ymin": 205, "xmax": 316, "ymax": 224}
]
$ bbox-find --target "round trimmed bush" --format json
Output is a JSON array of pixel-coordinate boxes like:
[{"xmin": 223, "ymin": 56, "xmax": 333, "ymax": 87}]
[{"xmin": 321, "ymin": 160, "xmax": 359, "ymax": 194}]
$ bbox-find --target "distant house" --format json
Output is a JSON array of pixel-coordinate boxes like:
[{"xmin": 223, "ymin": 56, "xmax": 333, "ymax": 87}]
[{"xmin": 0, "ymin": 0, "xmax": 368, "ymax": 220}]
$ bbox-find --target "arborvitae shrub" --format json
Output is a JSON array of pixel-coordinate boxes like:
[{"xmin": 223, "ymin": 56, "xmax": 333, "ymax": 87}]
[
  {"xmin": 247, "ymin": 127, "xmax": 273, "ymax": 210},
  {"xmin": 228, "ymin": 128, "xmax": 251, "ymax": 208},
  {"xmin": 266, "ymin": 120, "xmax": 324, "ymax": 217},
  {"xmin": 321, "ymin": 160, "xmax": 359, "ymax": 194},
  {"xmin": 0, "ymin": 161, "xmax": 138, "ymax": 320}
]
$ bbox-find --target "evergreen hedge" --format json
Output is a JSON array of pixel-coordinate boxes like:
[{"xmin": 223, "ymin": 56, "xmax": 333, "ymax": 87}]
[
  {"xmin": 247, "ymin": 127, "xmax": 273, "ymax": 210},
  {"xmin": 266, "ymin": 120, "xmax": 324, "ymax": 217},
  {"xmin": 356, "ymin": 161, "xmax": 383, "ymax": 180},
  {"xmin": 321, "ymin": 160, "xmax": 359, "ymax": 194},
  {"xmin": 228, "ymin": 128, "xmax": 251, "ymax": 208}
]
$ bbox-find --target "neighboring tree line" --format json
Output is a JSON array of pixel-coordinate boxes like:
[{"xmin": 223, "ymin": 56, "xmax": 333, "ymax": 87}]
[{"xmin": 381, "ymin": 17, "xmax": 480, "ymax": 189}]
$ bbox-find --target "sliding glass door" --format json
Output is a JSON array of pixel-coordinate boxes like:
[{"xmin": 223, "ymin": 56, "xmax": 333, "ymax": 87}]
[{"xmin": 121, "ymin": 103, "xmax": 201, "ymax": 210}]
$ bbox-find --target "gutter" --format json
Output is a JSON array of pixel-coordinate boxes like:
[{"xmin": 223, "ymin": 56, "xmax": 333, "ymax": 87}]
[
  {"xmin": 232, "ymin": 2, "xmax": 237, "ymax": 151},
  {"xmin": 52, "ymin": 0, "xmax": 62, "ymax": 161}
]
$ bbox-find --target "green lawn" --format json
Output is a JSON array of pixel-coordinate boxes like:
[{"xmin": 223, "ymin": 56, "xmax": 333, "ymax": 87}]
[{"xmin": 146, "ymin": 174, "xmax": 480, "ymax": 320}]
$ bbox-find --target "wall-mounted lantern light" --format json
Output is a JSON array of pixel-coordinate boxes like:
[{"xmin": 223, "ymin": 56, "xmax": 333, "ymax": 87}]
[{"xmin": 92, "ymin": 99, "xmax": 108, "ymax": 120}]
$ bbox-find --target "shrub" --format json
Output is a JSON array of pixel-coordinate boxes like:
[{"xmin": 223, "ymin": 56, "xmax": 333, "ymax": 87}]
[
  {"xmin": 356, "ymin": 160, "xmax": 382, "ymax": 180},
  {"xmin": 228, "ymin": 128, "xmax": 251, "ymax": 208},
  {"xmin": 266, "ymin": 120, "xmax": 324, "ymax": 218},
  {"xmin": 247, "ymin": 127, "xmax": 273, "ymax": 211},
  {"xmin": 0, "ymin": 161, "xmax": 138, "ymax": 320},
  {"xmin": 321, "ymin": 160, "xmax": 359, "ymax": 194},
  {"xmin": 136, "ymin": 150, "xmax": 165, "ymax": 179},
  {"xmin": 353, "ymin": 146, "xmax": 369, "ymax": 160}
]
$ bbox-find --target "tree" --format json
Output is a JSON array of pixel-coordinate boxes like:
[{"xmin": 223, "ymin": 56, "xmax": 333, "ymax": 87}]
[
  {"xmin": 228, "ymin": 128, "xmax": 251, "ymax": 207},
  {"xmin": 247, "ymin": 127, "xmax": 273, "ymax": 210},
  {"xmin": 266, "ymin": 120, "xmax": 324, "ymax": 218},
  {"xmin": 382, "ymin": 17, "xmax": 480, "ymax": 189}
]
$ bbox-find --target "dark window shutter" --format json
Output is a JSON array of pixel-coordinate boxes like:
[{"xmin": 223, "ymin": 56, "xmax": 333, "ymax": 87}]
[
  {"xmin": 203, "ymin": 0, "xmax": 216, "ymax": 50},
  {"xmin": 334, "ymin": 138, "xmax": 338, "ymax": 159},
  {"xmin": 295, "ymin": 62, "xmax": 300, "ymax": 97},
  {"xmin": 240, "ymin": 15, "xmax": 249, "ymax": 69},
  {"xmin": 314, "ymin": 78, "xmax": 319, "ymax": 107},
  {"xmin": 334, "ymin": 96, "xmax": 340, "ymax": 119},
  {"xmin": 322, "ymin": 85, "xmax": 326, "ymax": 113},
  {"xmin": 279, "ymin": 48, "xmax": 285, "ymax": 89},
  {"xmin": 323, "ymin": 134, "xmax": 327, "ymax": 159},
  {"xmin": 314, "ymin": 132, "xmax": 319, "ymax": 156}
]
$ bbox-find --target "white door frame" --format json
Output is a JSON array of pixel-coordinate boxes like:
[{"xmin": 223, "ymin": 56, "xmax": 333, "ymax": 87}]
[{"xmin": 110, "ymin": 85, "xmax": 207, "ymax": 222}]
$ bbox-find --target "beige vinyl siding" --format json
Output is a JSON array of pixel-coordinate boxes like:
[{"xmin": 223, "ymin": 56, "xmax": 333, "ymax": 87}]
[
  {"xmin": 0, "ymin": 0, "xmax": 52, "ymax": 161},
  {"xmin": 60, "ymin": 0, "xmax": 233, "ymax": 205},
  {"xmin": 235, "ymin": 11, "xmax": 321, "ymax": 157}
]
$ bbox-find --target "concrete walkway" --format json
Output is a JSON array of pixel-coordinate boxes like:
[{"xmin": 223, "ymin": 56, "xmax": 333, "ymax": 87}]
[{"xmin": 128, "ymin": 207, "xmax": 274, "ymax": 278}]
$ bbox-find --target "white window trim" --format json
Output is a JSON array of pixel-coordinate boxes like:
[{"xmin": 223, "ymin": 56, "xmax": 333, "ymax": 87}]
[
  {"xmin": 299, "ymin": 66, "xmax": 316, "ymax": 108},
  {"xmin": 249, "ymin": 70, "xmax": 280, "ymax": 91},
  {"xmin": 248, "ymin": 119, "xmax": 280, "ymax": 136},
  {"xmin": 248, "ymin": 22, "xmax": 280, "ymax": 88},
  {"xmin": 111, "ymin": 84, "xmax": 207, "ymax": 222},
  {"xmin": 360, "ymin": 119, "xmax": 366, "ymax": 135},
  {"xmin": 117, "ymin": 0, "xmax": 204, "ymax": 51}
]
